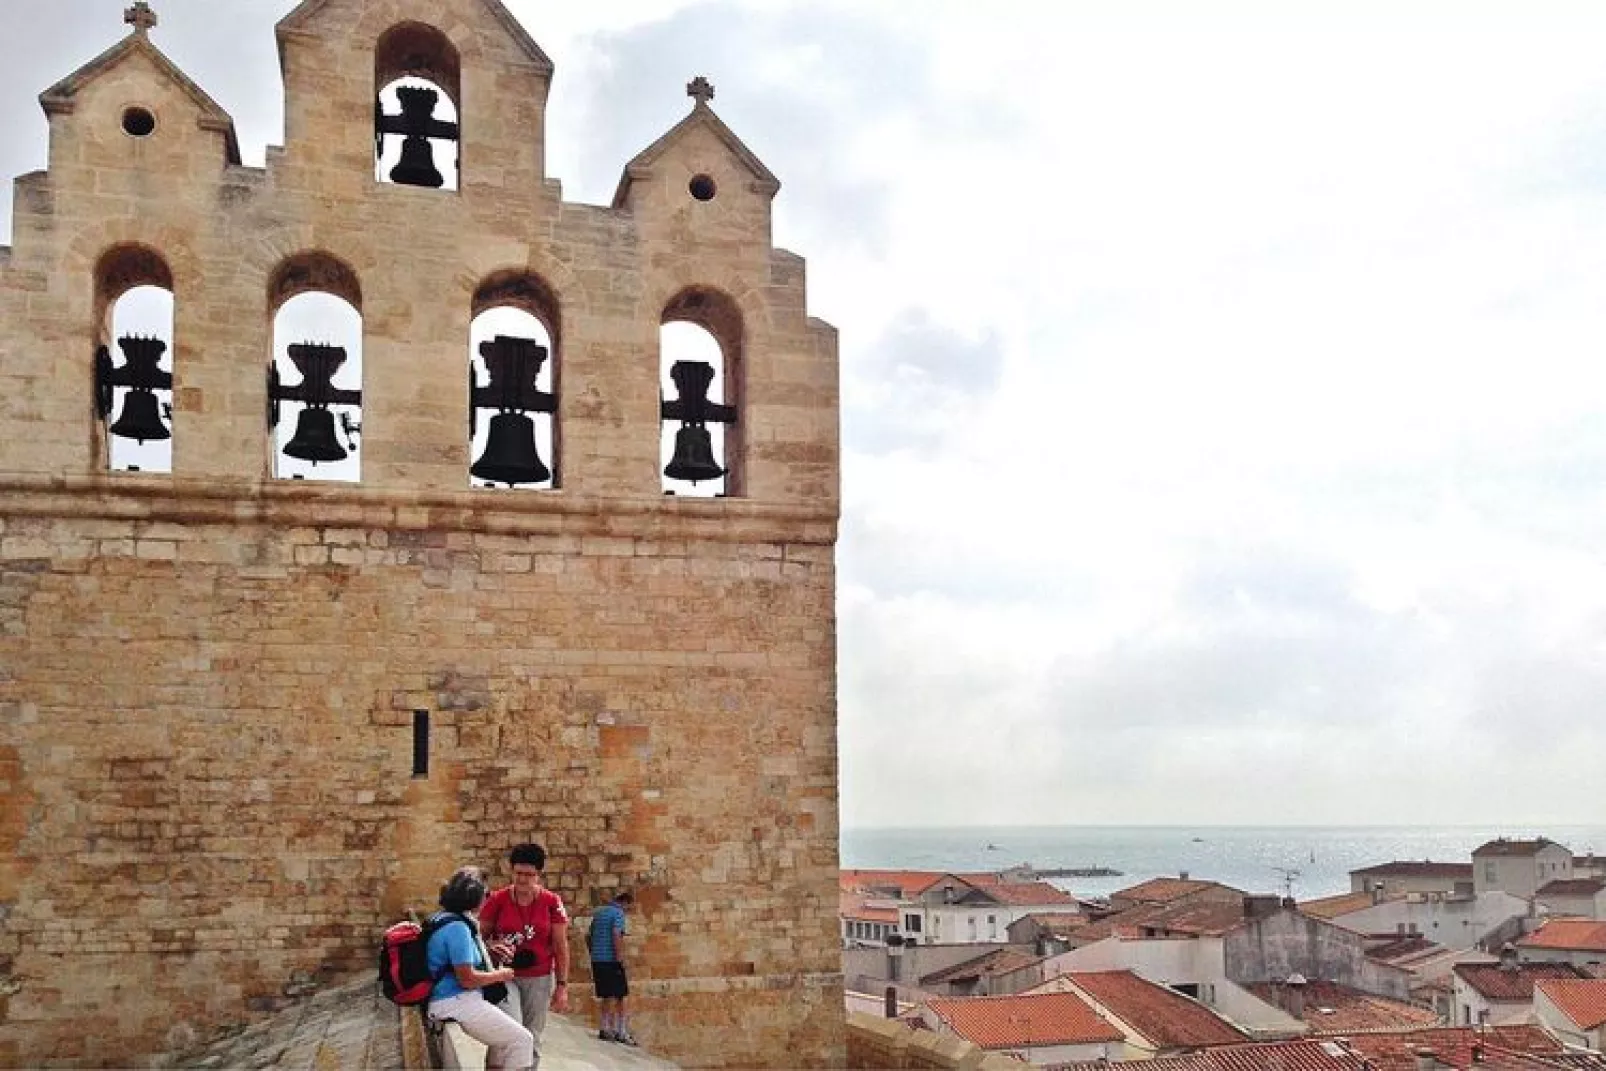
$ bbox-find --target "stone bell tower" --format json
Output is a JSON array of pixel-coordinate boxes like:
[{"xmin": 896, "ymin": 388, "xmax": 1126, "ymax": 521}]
[{"xmin": 0, "ymin": 1, "xmax": 842, "ymax": 1066}]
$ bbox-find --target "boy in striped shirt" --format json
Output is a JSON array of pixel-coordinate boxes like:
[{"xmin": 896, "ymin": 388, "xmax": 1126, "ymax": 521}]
[{"xmin": 587, "ymin": 891, "xmax": 634, "ymax": 1045}]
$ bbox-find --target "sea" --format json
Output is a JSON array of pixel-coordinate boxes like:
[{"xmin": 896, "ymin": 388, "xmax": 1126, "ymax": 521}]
[{"xmin": 840, "ymin": 825, "xmax": 1606, "ymax": 902}]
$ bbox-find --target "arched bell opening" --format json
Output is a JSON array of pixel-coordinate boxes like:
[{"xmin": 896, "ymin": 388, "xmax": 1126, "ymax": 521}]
[
  {"xmin": 374, "ymin": 22, "xmax": 461, "ymax": 192},
  {"xmin": 266, "ymin": 253, "xmax": 364, "ymax": 483},
  {"xmin": 468, "ymin": 272, "xmax": 561, "ymax": 491},
  {"xmin": 93, "ymin": 244, "xmax": 176, "ymax": 474},
  {"xmin": 660, "ymin": 287, "xmax": 743, "ymax": 498}
]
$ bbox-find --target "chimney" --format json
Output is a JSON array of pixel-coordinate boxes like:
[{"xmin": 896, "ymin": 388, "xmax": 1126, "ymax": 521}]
[
  {"xmin": 1414, "ymin": 1049, "xmax": 1444, "ymax": 1070},
  {"xmin": 1372, "ymin": 880, "xmax": 1386, "ymax": 905},
  {"xmin": 1242, "ymin": 894, "xmax": 1281, "ymax": 920},
  {"xmin": 1499, "ymin": 942, "xmax": 1519, "ymax": 972},
  {"xmin": 1285, "ymin": 972, "xmax": 1307, "ymax": 1019}
]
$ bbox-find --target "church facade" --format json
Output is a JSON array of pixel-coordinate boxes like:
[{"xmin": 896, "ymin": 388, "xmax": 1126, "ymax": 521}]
[{"xmin": 0, "ymin": 1, "xmax": 842, "ymax": 1064}]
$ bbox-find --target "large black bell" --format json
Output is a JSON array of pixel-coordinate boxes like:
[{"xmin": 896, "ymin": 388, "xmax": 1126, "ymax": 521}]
[
  {"xmin": 664, "ymin": 425, "xmax": 725, "ymax": 484},
  {"xmin": 388, "ymin": 87, "xmax": 446, "ymax": 188},
  {"xmin": 108, "ymin": 390, "xmax": 170, "ymax": 443},
  {"xmin": 471, "ymin": 412, "xmax": 550, "ymax": 486},
  {"xmin": 284, "ymin": 408, "xmax": 347, "ymax": 464},
  {"xmin": 391, "ymin": 136, "xmax": 444, "ymax": 188}
]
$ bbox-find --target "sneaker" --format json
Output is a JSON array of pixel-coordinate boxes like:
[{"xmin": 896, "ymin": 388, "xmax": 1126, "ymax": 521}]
[
  {"xmin": 598, "ymin": 1030, "xmax": 616, "ymax": 1042},
  {"xmin": 613, "ymin": 1032, "xmax": 639, "ymax": 1047}
]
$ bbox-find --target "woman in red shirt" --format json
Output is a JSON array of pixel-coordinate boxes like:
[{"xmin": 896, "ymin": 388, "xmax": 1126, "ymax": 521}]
[{"xmin": 480, "ymin": 843, "xmax": 571, "ymax": 1058}]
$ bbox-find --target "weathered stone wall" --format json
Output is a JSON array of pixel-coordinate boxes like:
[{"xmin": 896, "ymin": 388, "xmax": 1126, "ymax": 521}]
[{"xmin": 0, "ymin": 0, "xmax": 841, "ymax": 1065}]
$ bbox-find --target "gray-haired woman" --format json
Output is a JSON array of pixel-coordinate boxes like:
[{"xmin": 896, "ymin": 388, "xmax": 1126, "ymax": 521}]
[{"xmin": 426, "ymin": 866, "xmax": 533, "ymax": 1071}]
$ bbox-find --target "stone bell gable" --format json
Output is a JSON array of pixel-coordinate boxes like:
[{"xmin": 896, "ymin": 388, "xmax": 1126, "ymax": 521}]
[
  {"xmin": 0, "ymin": 0, "xmax": 842, "ymax": 1066},
  {"xmin": 275, "ymin": 0, "xmax": 553, "ymax": 194}
]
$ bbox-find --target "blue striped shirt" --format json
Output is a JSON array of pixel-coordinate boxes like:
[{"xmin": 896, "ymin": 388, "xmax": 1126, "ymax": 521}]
[{"xmin": 589, "ymin": 903, "xmax": 626, "ymax": 963}]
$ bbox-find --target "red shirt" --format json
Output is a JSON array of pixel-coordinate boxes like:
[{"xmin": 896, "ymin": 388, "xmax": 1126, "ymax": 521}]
[{"xmin": 479, "ymin": 885, "xmax": 569, "ymax": 978}]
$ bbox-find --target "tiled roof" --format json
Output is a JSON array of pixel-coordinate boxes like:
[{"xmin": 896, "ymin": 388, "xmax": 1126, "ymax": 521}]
[
  {"xmin": 1351, "ymin": 861, "xmax": 1475, "ymax": 879},
  {"xmin": 840, "ymin": 893, "xmax": 899, "ymax": 923},
  {"xmin": 1244, "ymin": 980, "xmax": 1439, "ymax": 1032},
  {"xmin": 1365, "ymin": 936, "xmax": 1438, "ymax": 962},
  {"xmin": 1302, "ymin": 891, "xmax": 1378, "ymax": 919},
  {"xmin": 920, "ymin": 948, "xmax": 1043, "ymax": 986},
  {"xmin": 1537, "ymin": 977, "xmax": 1606, "ymax": 1030},
  {"xmin": 1520, "ymin": 917, "xmax": 1606, "ymax": 953},
  {"xmin": 1052, "ymin": 1027, "xmax": 1591, "ymax": 1071},
  {"xmin": 1455, "ymin": 961, "xmax": 1584, "ymax": 1001},
  {"xmin": 840, "ymin": 869, "xmax": 949, "ymax": 897},
  {"xmin": 1012, "ymin": 912, "xmax": 1086, "ymax": 933},
  {"xmin": 983, "ymin": 882, "xmax": 1081, "ymax": 907},
  {"xmin": 1070, "ymin": 896, "xmax": 1254, "ymax": 944},
  {"xmin": 1473, "ymin": 837, "xmax": 1567, "ymax": 857},
  {"xmin": 1066, "ymin": 970, "xmax": 1247, "ymax": 1048},
  {"xmin": 1053, "ymin": 1038, "xmax": 1368, "ymax": 1070},
  {"xmin": 1342, "ymin": 1025, "xmax": 1569, "ymax": 1069},
  {"xmin": 1122, "ymin": 896, "xmax": 1252, "ymax": 938},
  {"xmin": 925, "ymin": 991, "xmax": 1123, "ymax": 1048},
  {"xmin": 1536, "ymin": 877, "xmax": 1606, "ymax": 897},
  {"xmin": 1112, "ymin": 877, "xmax": 1235, "ymax": 904}
]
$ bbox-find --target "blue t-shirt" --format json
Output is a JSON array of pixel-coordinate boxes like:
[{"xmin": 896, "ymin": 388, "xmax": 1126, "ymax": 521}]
[
  {"xmin": 589, "ymin": 903, "xmax": 626, "ymax": 963},
  {"xmin": 426, "ymin": 914, "xmax": 484, "ymax": 1001}
]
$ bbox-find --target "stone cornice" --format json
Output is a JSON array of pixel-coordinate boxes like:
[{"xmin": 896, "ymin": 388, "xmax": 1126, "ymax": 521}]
[{"xmin": 0, "ymin": 473, "xmax": 838, "ymax": 546}]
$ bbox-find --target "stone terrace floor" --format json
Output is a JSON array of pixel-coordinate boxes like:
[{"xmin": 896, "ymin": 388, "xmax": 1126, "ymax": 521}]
[{"xmin": 171, "ymin": 974, "xmax": 677, "ymax": 1070}]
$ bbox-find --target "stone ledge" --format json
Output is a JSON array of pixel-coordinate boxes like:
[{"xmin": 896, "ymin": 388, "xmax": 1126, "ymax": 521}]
[
  {"xmin": 846, "ymin": 1012, "xmax": 1023, "ymax": 1071},
  {"xmin": 0, "ymin": 472, "xmax": 838, "ymax": 545}
]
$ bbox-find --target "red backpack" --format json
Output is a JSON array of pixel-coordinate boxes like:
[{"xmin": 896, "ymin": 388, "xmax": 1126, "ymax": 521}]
[{"xmin": 378, "ymin": 912, "xmax": 466, "ymax": 1005}]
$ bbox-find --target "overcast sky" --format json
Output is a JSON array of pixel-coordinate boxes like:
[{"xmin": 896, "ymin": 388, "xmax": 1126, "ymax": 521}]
[{"xmin": 7, "ymin": 1, "xmax": 1606, "ymax": 829}]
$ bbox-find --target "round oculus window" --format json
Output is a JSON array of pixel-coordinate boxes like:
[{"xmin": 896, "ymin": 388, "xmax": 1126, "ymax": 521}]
[
  {"xmin": 689, "ymin": 174, "xmax": 717, "ymax": 202},
  {"xmin": 121, "ymin": 107, "xmax": 156, "ymax": 137}
]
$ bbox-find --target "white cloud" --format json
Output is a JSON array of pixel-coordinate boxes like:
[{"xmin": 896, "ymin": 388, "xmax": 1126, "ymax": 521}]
[{"xmin": 6, "ymin": 0, "xmax": 1606, "ymax": 827}]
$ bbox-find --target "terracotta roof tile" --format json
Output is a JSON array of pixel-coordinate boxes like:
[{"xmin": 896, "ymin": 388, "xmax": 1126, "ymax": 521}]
[
  {"xmin": 840, "ymin": 869, "xmax": 949, "ymax": 898},
  {"xmin": 983, "ymin": 882, "xmax": 1081, "ymax": 907},
  {"xmin": 1537, "ymin": 977, "xmax": 1606, "ymax": 1030},
  {"xmin": 925, "ymin": 991, "xmax": 1123, "ymax": 1048},
  {"xmin": 839, "ymin": 892, "xmax": 899, "ymax": 923},
  {"xmin": 1520, "ymin": 917, "xmax": 1606, "ymax": 952},
  {"xmin": 920, "ymin": 949, "xmax": 1043, "ymax": 986},
  {"xmin": 1244, "ymin": 980, "xmax": 1440, "ymax": 1032},
  {"xmin": 1054, "ymin": 1038, "xmax": 1367, "ymax": 1070},
  {"xmin": 1342, "ymin": 1025, "xmax": 1567, "ymax": 1069},
  {"xmin": 1302, "ymin": 891, "xmax": 1379, "ymax": 919},
  {"xmin": 1536, "ymin": 878, "xmax": 1606, "ymax": 897},
  {"xmin": 1473, "ymin": 837, "xmax": 1568, "ymax": 857},
  {"xmin": 1013, "ymin": 912, "xmax": 1087, "ymax": 932},
  {"xmin": 1351, "ymin": 861, "xmax": 1475, "ymax": 879},
  {"xmin": 1455, "ymin": 961, "xmax": 1584, "ymax": 1001},
  {"xmin": 1112, "ymin": 877, "xmax": 1237, "ymax": 904},
  {"xmin": 1066, "ymin": 970, "xmax": 1247, "ymax": 1048}
]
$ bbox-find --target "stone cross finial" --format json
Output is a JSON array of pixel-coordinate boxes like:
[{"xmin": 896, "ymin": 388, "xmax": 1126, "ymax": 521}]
[
  {"xmin": 124, "ymin": 1, "xmax": 157, "ymax": 34},
  {"xmin": 687, "ymin": 76, "xmax": 715, "ymax": 107}
]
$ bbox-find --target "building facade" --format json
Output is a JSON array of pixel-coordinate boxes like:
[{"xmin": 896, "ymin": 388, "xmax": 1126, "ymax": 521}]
[
  {"xmin": 0, "ymin": 1, "xmax": 841, "ymax": 1065},
  {"xmin": 1473, "ymin": 838, "xmax": 1573, "ymax": 899}
]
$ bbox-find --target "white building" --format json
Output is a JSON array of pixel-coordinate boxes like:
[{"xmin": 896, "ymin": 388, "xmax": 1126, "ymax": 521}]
[{"xmin": 1472, "ymin": 838, "xmax": 1573, "ymax": 899}]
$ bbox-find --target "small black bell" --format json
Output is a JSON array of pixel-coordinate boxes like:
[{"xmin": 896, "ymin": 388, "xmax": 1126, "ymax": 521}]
[
  {"xmin": 471, "ymin": 412, "xmax": 550, "ymax": 486},
  {"xmin": 664, "ymin": 425, "xmax": 725, "ymax": 484},
  {"xmin": 283, "ymin": 408, "xmax": 347, "ymax": 464},
  {"xmin": 388, "ymin": 86, "xmax": 446, "ymax": 188},
  {"xmin": 108, "ymin": 390, "xmax": 171, "ymax": 443}
]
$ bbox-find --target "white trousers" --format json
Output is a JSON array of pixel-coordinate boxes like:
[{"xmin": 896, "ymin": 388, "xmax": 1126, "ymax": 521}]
[{"xmin": 430, "ymin": 991, "xmax": 535, "ymax": 1071}]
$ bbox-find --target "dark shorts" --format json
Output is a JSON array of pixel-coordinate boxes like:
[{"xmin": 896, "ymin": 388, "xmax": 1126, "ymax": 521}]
[{"xmin": 592, "ymin": 960, "xmax": 628, "ymax": 999}]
